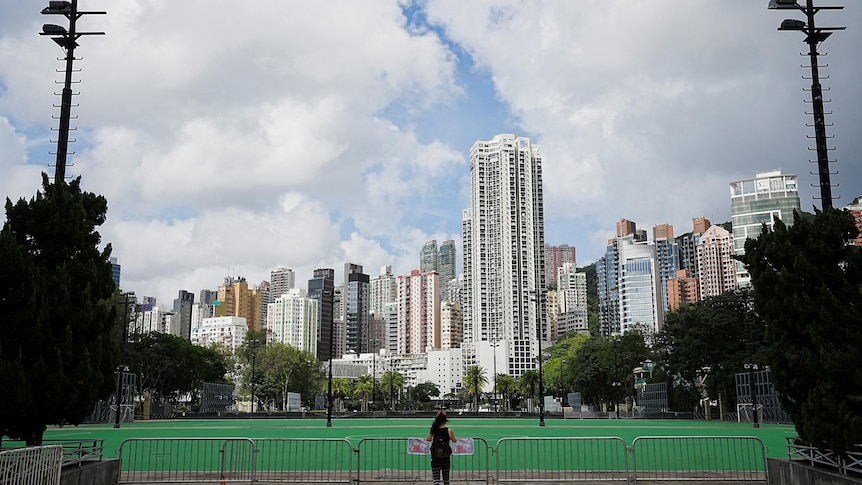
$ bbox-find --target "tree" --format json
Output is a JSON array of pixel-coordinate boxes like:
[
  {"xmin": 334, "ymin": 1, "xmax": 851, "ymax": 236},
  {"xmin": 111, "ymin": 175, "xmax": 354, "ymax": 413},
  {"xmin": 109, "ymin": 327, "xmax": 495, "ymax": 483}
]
[
  {"xmin": 463, "ymin": 365, "xmax": 487, "ymax": 411},
  {"xmin": 742, "ymin": 208, "xmax": 862, "ymax": 454},
  {"xmin": 518, "ymin": 370, "xmax": 540, "ymax": 405},
  {"xmin": 407, "ymin": 381, "xmax": 440, "ymax": 410},
  {"xmin": 381, "ymin": 370, "xmax": 403, "ymax": 410},
  {"xmin": 655, "ymin": 290, "xmax": 761, "ymax": 412},
  {"xmin": 496, "ymin": 374, "xmax": 517, "ymax": 411},
  {"xmin": 354, "ymin": 375, "xmax": 374, "ymax": 411},
  {"xmin": 0, "ymin": 176, "xmax": 119, "ymax": 444},
  {"xmin": 125, "ymin": 332, "xmax": 229, "ymax": 404},
  {"xmin": 570, "ymin": 336, "xmax": 612, "ymax": 407}
]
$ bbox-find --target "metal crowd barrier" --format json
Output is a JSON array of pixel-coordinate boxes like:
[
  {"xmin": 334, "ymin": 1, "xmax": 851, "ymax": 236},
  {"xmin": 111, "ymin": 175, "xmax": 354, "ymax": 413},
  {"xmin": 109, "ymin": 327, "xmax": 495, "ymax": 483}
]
[
  {"xmin": 115, "ymin": 435, "xmax": 770, "ymax": 484},
  {"xmin": 253, "ymin": 438, "xmax": 352, "ymax": 483},
  {"xmin": 630, "ymin": 436, "xmax": 766, "ymax": 483},
  {"xmin": 786, "ymin": 437, "xmax": 862, "ymax": 476},
  {"xmin": 0, "ymin": 444, "xmax": 64, "ymax": 485},
  {"xmin": 118, "ymin": 438, "xmax": 255, "ymax": 484},
  {"xmin": 44, "ymin": 438, "xmax": 105, "ymax": 466},
  {"xmin": 354, "ymin": 437, "xmax": 490, "ymax": 484},
  {"xmin": 496, "ymin": 437, "xmax": 629, "ymax": 483}
]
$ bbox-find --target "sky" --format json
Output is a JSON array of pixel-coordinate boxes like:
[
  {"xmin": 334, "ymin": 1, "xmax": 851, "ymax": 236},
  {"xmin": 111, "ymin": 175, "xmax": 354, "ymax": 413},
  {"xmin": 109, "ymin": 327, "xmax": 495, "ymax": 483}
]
[{"xmin": 1, "ymin": 1, "xmax": 860, "ymax": 306}]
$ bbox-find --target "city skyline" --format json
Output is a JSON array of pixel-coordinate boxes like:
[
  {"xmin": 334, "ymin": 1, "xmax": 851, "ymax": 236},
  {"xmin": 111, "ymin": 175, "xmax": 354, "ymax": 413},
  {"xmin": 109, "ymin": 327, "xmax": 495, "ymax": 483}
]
[{"xmin": 1, "ymin": 2, "xmax": 860, "ymax": 306}]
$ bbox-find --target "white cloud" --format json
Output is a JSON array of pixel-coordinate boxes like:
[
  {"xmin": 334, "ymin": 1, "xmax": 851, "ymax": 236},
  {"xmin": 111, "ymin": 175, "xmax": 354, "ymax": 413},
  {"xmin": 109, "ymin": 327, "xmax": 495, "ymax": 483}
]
[{"xmin": 2, "ymin": 0, "xmax": 860, "ymax": 302}]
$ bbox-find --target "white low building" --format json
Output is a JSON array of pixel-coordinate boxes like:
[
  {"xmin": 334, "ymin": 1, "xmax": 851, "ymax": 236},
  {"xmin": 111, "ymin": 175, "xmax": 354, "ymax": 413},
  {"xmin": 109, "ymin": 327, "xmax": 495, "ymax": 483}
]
[{"xmin": 191, "ymin": 316, "xmax": 248, "ymax": 351}]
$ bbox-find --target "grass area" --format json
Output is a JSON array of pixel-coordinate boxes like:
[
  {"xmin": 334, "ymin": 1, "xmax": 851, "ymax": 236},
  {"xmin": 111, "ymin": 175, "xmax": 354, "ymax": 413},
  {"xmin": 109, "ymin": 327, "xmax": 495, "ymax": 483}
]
[{"xmin": 44, "ymin": 416, "xmax": 796, "ymax": 462}]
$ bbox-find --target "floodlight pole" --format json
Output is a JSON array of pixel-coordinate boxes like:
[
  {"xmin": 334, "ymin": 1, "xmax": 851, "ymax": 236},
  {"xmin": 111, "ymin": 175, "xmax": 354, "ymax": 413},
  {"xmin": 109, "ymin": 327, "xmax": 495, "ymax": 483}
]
[
  {"xmin": 39, "ymin": 0, "xmax": 105, "ymax": 185},
  {"xmin": 772, "ymin": 0, "xmax": 845, "ymax": 210}
]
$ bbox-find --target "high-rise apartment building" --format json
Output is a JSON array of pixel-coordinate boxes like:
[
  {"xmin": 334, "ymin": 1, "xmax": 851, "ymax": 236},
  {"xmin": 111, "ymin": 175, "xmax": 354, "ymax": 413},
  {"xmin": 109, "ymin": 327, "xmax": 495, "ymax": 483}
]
[
  {"xmin": 544, "ymin": 244, "xmax": 577, "ymax": 288},
  {"xmin": 440, "ymin": 301, "xmax": 463, "ymax": 350},
  {"xmin": 462, "ymin": 134, "xmax": 546, "ymax": 378},
  {"xmin": 666, "ymin": 269, "xmax": 700, "ymax": 311},
  {"xmin": 420, "ymin": 241, "xmax": 438, "ymax": 274},
  {"xmin": 270, "ymin": 268, "xmax": 295, "ymax": 300},
  {"xmin": 697, "ymin": 224, "xmax": 738, "ymax": 298},
  {"xmin": 598, "ymin": 220, "xmax": 663, "ymax": 336},
  {"xmin": 653, "ymin": 224, "xmax": 679, "ymax": 314},
  {"xmin": 267, "ymin": 289, "xmax": 318, "ymax": 354},
  {"xmin": 438, "ymin": 240, "xmax": 457, "ymax": 298},
  {"xmin": 396, "ymin": 269, "xmax": 440, "ymax": 354},
  {"xmin": 343, "ymin": 263, "xmax": 370, "ymax": 353},
  {"xmin": 556, "ymin": 262, "xmax": 588, "ymax": 337},
  {"xmin": 370, "ymin": 265, "xmax": 397, "ymax": 318},
  {"xmin": 308, "ymin": 268, "xmax": 335, "ymax": 360},
  {"xmin": 676, "ymin": 218, "xmax": 711, "ymax": 280},
  {"xmin": 730, "ymin": 170, "xmax": 800, "ymax": 284},
  {"xmin": 110, "ymin": 257, "xmax": 121, "ymax": 289},
  {"xmin": 216, "ymin": 276, "xmax": 263, "ymax": 331},
  {"xmin": 172, "ymin": 290, "xmax": 195, "ymax": 340}
]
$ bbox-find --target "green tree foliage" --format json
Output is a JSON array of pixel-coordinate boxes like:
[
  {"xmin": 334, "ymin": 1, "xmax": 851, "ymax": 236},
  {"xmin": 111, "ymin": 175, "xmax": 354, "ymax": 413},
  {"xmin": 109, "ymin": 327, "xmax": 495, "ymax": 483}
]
[
  {"xmin": 463, "ymin": 365, "xmax": 487, "ymax": 411},
  {"xmin": 236, "ymin": 338, "xmax": 320, "ymax": 411},
  {"xmin": 381, "ymin": 370, "xmax": 403, "ymax": 410},
  {"xmin": 353, "ymin": 375, "xmax": 374, "ymax": 411},
  {"xmin": 655, "ymin": 289, "xmax": 762, "ymax": 412},
  {"xmin": 125, "ymin": 332, "xmax": 229, "ymax": 404},
  {"xmin": 495, "ymin": 374, "xmax": 517, "ymax": 411},
  {"xmin": 741, "ymin": 208, "xmax": 862, "ymax": 454},
  {"xmin": 0, "ymin": 176, "xmax": 119, "ymax": 444},
  {"xmin": 569, "ymin": 333, "xmax": 650, "ymax": 408},
  {"xmin": 518, "ymin": 369, "xmax": 540, "ymax": 403}
]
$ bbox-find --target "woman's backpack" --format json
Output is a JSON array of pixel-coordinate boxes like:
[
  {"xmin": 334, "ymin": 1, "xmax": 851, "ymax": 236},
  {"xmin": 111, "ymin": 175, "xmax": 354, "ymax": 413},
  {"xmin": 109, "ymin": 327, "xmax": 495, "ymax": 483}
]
[{"xmin": 431, "ymin": 431, "xmax": 452, "ymax": 459}]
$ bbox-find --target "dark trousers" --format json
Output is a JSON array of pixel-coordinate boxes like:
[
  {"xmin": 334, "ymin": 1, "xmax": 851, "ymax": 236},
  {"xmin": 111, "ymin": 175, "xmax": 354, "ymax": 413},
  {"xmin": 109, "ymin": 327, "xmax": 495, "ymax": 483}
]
[{"xmin": 431, "ymin": 460, "xmax": 450, "ymax": 485}]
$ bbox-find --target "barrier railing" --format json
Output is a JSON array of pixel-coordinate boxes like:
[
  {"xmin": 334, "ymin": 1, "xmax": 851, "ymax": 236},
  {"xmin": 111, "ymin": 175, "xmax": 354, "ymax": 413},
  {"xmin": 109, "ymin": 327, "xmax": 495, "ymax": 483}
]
[
  {"xmin": 0, "ymin": 445, "xmax": 64, "ymax": 485},
  {"xmin": 253, "ymin": 438, "xmax": 352, "ymax": 483},
  {"xmin": 496, "ymin": 437, "xmax": 629, "ymax": 483},
  {"xmin": 114, "ymin": 435, "xmax": 769, "ymax": 484},
  {"xmin": 45, "ymin": 439, "xmax": 105, "ymax": 466},
  {"xmin": 354, "ymin": 437, "xmax": 490, "ymax": 484},
  {"xmin": 117, "ymin": 438, "xmax": 255, "ymax": 484},
  {"xmin": 631, "ymin": 436, "xmax": 766, "ymax": 483},
  {"xmin": 786, "ymin": 437, "xmax": 862, "ymax": 476}
]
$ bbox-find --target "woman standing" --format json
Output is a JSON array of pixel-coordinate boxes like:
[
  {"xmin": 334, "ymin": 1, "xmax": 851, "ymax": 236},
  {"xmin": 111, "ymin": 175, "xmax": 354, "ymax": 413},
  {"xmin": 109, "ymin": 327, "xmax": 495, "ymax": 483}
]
[{"xmin": 426, "ymin": 411, "xmax": 457, "ymax": 485}]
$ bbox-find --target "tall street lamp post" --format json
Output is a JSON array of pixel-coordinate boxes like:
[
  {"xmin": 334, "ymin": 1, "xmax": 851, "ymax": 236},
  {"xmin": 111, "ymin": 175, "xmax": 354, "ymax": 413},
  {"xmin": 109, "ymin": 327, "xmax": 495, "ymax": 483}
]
[
  {"xmin": 39, "ymin": 0, "xmax": 104, "ymax": 185},
  {"xmin": 769, "ymin": 0, "xmax": 845, "ymax": 210},
  {"xmin": 560, "ymin": 359, "xmax": 566, "ymax": 409},
  {"xmin": 249, "ymin": 339, "xmax": 259, "ymax": 417},
  {"xmin": 114, "ymin": 292, "xmax": 131, "ymax": 428},
  {"xmin": 326, "ymin": 291, "xmax": 335, "ymax": 427},
  {"xmin": 531, "ymin": 290, "xmax": 545, "ymax": 427}
]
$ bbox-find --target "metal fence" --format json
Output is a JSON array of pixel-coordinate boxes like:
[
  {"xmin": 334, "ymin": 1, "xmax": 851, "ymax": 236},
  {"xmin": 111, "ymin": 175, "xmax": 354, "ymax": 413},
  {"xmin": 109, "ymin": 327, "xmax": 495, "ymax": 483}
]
[
  {"xmin": 496, "ymin": 437, "xmax": 629, "ymax": 483},
  {"xmin": 630, "ymin": 436, "xmax": 766, "ymax": 483},
  {"xmin": 0, "ymin": 444, "xmax": 64, "ymax": 485},
  {"xmin": 253, "ymin": 438, "xmax": 352, "ymax": 483},
  {"xmin": 354, "ymin": 437, "xmax": 490, "ymax": 484},
  {"xmin": 116, "ymin": 436, "xmax": 770, "ymax": 484},
  {"xmin": 118, "ymin": 438, "xmax": 255, "ymax": 484},
  {"xmin": 786, "ymin": 437, "xmax": 862, "ymax": 476}
]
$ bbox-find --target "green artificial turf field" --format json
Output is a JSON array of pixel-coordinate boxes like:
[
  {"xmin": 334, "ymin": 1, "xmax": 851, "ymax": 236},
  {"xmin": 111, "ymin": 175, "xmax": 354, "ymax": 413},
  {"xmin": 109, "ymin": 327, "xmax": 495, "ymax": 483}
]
[{"xmin": 43, "ymin": 416, "xmax": 796, "ymax": 461}]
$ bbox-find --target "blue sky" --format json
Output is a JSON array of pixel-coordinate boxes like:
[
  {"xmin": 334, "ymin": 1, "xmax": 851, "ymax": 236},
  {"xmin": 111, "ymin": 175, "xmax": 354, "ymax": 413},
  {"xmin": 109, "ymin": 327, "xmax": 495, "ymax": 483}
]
[{"xmin": 1, "ymin": 0, "xmax": 860, "ymax": 304}]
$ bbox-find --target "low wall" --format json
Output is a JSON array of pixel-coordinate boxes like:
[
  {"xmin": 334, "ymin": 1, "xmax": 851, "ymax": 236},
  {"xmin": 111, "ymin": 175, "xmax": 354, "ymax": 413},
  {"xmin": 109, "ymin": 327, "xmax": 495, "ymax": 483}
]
[
  {"xmin": 768, "ymin": 458, "xmax": 862, "ymax": 485},
  {"xmin": 61, "ymin": 459, "xmax": 119, "ymax": 485}
]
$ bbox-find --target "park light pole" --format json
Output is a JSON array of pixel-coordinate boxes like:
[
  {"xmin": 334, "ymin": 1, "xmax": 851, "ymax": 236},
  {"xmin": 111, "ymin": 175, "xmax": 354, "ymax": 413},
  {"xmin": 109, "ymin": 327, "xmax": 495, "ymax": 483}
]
[
  {"xmin": 324, "ymin": 289, "xmax": 335, "ymax": 427},
  {"xmin": 491, "ymin": 337, "xmax": 500, "ymax": 416},
  {"xmin": 39, "ymin": 0, "xmax": 104, "ymax": 185},
  {"xmin": 531, "ymin": 290, "xmax": 545, "ymax": 427},
  {"xmin": 560, "ymin": 359, "xmax": 566, "ymax": 408},
  {"xmin": 768, "ymin": 0, "xmax": 845, "ymax": 210},
  {"xmin": 249, "ymin": 339, "xmax": 259, "ymax": 417}
]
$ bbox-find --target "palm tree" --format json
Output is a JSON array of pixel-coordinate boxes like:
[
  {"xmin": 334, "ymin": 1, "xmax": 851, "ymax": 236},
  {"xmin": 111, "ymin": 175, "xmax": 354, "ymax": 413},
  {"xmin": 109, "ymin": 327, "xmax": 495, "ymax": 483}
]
[
  {"xmin": 463, "ymin": 366, "xmax": 488, "ymax": 412},
  {"xmin": 496, "ymin": 374, "xmax": 517, "ymax": 412},
  {"xmin": 354, "ymin": 375, "xmax": 374, "ymax": 411},
  {"xmin": 381, "ymin": 371, "xmax": 404, "ymax": 411},
  {"xmin": 519, "ymin": 370, "xmax": 540, "ymax": 410},
  {"xmin": 326, "ymin": 377, "xmax": 352, "ymax": 412}
]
